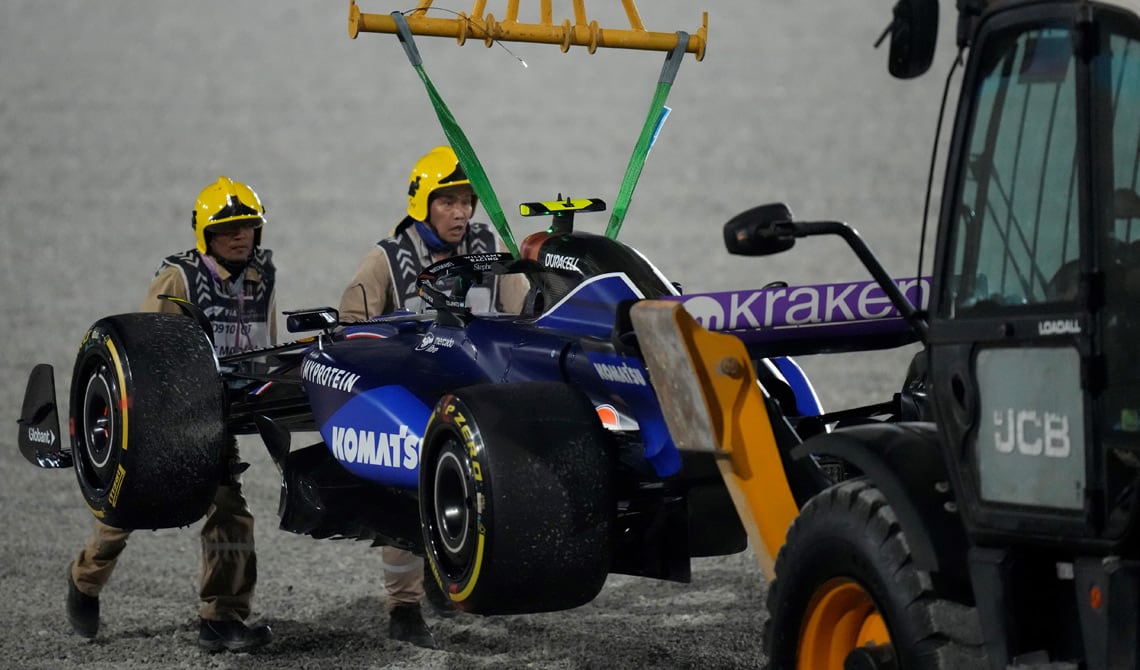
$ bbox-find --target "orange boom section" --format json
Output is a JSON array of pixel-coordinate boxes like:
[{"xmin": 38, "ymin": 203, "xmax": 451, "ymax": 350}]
[{"xmin": 629, "ymin": 300, "xmax": 801, "ymax": 579}]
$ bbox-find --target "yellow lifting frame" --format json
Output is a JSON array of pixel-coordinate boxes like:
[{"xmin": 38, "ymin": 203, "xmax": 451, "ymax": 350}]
[{"xmin": 348, "ymin": 0, "xmax": 707, "ymax": 60}]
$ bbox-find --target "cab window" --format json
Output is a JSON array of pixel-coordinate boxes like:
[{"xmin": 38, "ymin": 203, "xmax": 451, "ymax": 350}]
[{"xmin": 944, "ymin": 27, "xmax": 1081, "ymax": 315}]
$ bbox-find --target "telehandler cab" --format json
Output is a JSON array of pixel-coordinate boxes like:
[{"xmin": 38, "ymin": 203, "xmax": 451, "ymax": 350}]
[{"xmin": 632, "ymin": 0, "xmax": 1140, "ymax": 668}]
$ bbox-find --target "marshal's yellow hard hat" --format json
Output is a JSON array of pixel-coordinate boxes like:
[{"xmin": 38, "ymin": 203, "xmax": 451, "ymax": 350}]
[
  {"xmin": 191, "ymin": 176, "xmax": 266, "ymax": 254},
  {"xmin": 406, "ymin": 146, "xmax": 474, "ymax": 222}
]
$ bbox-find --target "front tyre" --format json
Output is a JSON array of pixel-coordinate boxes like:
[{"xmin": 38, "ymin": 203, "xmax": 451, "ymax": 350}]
[
  {"xmin": 763, "ymin": 479, "xmax": 986, "ymax": 670},
  {"xmin": 419, "ymin": 382, "xmax": 613, "ymax": 615},
  {"xmin": 71, "ymin": 313, "xmax": 226, "ymax": 529}
]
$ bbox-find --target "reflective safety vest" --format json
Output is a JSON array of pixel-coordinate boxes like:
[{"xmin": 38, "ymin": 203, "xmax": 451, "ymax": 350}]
[
  {"xmin": 159, "ymin": 248, "xmax": 276, "ymax": 356},
  {"xmin": 377, "ymin": 222, "xmax": 498, "ymax": 314}
]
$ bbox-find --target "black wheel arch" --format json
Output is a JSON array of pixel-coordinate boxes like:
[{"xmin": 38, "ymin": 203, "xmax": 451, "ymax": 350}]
[{"xmin": 792, "ymin": 421, "xmax": 971, "ymax": 594}]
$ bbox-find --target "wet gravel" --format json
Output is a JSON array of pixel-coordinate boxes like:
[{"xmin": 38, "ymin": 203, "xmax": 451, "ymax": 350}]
[{"xmin": 2, "ymin": 1, "xmax": 954, "ymax": 667}]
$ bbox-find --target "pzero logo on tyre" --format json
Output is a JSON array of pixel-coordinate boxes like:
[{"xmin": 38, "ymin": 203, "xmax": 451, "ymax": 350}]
[
  {"xmin": 447, "ymin": 402, "xmax": 482, "ymax": 482},
  {"xmin": 442, "ymin": 398, "xmax": 488, "ymax": 600}
]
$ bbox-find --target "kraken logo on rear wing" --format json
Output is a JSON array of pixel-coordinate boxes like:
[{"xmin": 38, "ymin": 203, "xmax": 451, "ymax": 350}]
[{"xmin": 667, "ymin": 277, "xmax": 932, "ymax": 351}]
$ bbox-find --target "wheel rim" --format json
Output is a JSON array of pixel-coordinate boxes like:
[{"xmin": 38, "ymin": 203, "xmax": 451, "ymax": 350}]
[
  {"xmin": 80, "ymin": 363, "xmax": 117, "ymax": 482},
  {"xmin": 431, "ymin": 441, "xmax": 475, "ymax": 567},
  {"xmin": 797, "ymin": 578, "xmax": 891, "ymax": 670}
]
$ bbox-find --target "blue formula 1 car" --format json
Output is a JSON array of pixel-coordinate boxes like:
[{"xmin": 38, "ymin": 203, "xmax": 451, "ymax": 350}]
[
  {"xmin": 16, "ymin": 198, "xmax": 744, "ymax": 615},
  {"xmin": 18, "ymin": 198, "xmax": 913, "ymax": 616}
]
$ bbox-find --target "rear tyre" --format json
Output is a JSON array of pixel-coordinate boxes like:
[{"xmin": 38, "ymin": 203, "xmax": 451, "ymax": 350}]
[
  {"xmin": 70, "ymin": 313, "xmax": 226, "ymax": 529},
  {"xmin": 763, "ymin": 479, "xmax": 986, "ymax": 670},
  {"xmin": 419, "ymin": 382, "xmax": 613, "ymax": 615}
]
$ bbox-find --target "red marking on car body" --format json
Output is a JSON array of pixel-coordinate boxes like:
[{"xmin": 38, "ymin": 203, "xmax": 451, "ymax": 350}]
[{"xmin": 595, "ymin": 404, "xmax": 620, "ymax": 428}]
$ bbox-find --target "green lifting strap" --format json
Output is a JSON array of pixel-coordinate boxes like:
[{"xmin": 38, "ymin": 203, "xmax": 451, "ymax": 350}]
[
  {"xmin": 392, "ymin": 12, "xmax": 520, "ymax": 258},
  {"xmin": 604, "ymin": 32, "xmax": 689, "ymax": 240}
]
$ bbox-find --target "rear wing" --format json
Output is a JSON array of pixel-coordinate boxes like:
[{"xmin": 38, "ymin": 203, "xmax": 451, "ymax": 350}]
[{"xmin": 667, "ymin": 276, "xmax": 929, "ymax": 356}]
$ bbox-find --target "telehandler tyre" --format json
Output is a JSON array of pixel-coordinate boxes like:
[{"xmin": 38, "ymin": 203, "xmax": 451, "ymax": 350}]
[{"xmin": 763, "ymin": 479, "xmax": 987, "ymax": 670}]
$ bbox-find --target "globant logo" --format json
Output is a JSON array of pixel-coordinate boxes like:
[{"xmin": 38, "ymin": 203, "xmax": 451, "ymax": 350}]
[{"xmin": 26, "ymin": 426, "xmax": 56, "ymax": 446}]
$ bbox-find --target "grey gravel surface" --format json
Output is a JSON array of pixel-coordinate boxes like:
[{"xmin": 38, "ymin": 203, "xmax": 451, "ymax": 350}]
[{"xmin": 2, "ymin": 1, "xmax": 958, "ymax": 668}]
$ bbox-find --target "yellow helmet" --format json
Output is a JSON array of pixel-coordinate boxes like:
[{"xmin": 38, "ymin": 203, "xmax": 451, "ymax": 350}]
[
  {"xmin": 406, "ymin": 146, "xmax": 474, "ymax": 221},
  {"xmin": 191, "ymin": 176, "xmax": 266, "ymax": 254}
]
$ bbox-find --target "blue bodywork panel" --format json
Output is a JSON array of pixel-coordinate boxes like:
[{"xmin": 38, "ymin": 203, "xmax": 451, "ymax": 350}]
[
  {"xmin": 287, "ymin": 234, "xmax": 836, "ymax": 490},
  {"xmin": 298, "ymin": 267, "xmax": 694, "ymax": 487}
]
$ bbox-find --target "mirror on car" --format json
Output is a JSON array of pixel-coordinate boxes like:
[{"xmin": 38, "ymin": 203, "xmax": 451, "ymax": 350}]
[
  {"xmin": 882, "ymin": 0, "xmax": 939, "ymax": 80},
  {"xmin": 723, "ymin": 203, "xmax": 797, "ymax": 257},
  {"xmin": 284, "ymin": 306, "xmax": 340, "ymax": 333}
]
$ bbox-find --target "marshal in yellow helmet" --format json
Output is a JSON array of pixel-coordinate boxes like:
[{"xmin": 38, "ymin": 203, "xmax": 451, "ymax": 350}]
[
  {"xmin": 191, "ymin": 176, "xmax": 266, "ymax": 254},
  {"xmin": 406, "ymin": 146, "xmax": 475, "ymax": 222}
]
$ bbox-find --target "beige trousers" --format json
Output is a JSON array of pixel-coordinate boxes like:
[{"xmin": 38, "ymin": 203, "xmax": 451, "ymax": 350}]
[
  {"xmin": 71, "ymin": 482, "xmax": 257, "ymax": 621},
  {"xmin": 382, "ymin": 546, "xmax": 425, "ymax": 610}
]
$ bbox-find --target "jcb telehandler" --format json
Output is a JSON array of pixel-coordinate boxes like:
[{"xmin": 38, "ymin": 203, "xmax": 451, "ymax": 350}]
[{"xmin": 631, "ymin": 0, "xmax": 1140, "ymax": 668}]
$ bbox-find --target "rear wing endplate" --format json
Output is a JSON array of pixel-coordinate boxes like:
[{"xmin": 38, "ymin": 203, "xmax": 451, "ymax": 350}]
[{"xmin": 17, "ymin": 364, "xmax": 71, "ymax": 468}]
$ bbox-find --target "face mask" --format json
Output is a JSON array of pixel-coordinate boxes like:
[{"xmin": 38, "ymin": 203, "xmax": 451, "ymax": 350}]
[{"xmin": 414, "ymin": 219, "xmax": 461, "ymax": 254}]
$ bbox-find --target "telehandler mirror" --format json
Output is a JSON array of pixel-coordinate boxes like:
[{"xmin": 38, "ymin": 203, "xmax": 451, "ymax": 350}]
[
  {"xmin": 881, "ymin": 0, "xmax": 939, "ymax": 79},
  {"xmin": 723, "ymin": 203, "xmax": 796, "ymax": 256}
]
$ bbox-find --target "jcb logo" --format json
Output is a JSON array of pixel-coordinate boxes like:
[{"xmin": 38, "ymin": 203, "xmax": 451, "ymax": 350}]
[{"xmin": 992, "ymin": 409, "xmax": 1071, "ymax": 458}]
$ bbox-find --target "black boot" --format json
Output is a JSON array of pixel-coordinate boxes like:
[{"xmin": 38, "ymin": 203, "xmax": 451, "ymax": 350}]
[
  {"xmin": 66, "ymin": 570, "xmax": 99, "ymax": 638},
  {"xmin": 198, "ymin": 618, "xmax": 273, "ymax": 653},
  {"xmin": 388, "ymin": 604, "xmax": 437, "ymax": 649}
]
